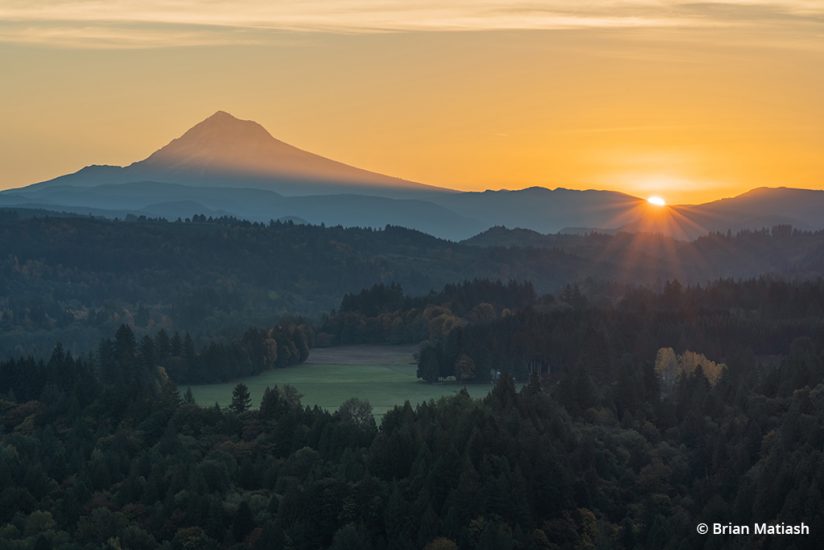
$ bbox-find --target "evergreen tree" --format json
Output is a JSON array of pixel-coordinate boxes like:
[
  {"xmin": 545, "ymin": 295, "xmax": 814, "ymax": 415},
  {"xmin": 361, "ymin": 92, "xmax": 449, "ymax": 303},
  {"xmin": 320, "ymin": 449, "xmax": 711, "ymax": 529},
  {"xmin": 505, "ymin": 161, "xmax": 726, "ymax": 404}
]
[
  {"xmin": 417, "ymin": 344, "xmax": 440, "ymax": 383},
  {"xmin": 183, "ymin": 387, "xmax": 195, "ymax": 404},
  {"xmin": 230, "ymin": 383, "xmax": 252, "ymax": 414}
]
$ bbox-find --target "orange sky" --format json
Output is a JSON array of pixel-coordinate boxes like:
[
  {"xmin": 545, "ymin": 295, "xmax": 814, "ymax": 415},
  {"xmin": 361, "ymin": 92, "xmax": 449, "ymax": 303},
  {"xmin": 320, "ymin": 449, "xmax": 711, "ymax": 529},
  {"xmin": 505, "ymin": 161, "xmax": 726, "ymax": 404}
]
[{"xmin": 1, "ymin": 1, "xmax": 823, "ymax": 204}]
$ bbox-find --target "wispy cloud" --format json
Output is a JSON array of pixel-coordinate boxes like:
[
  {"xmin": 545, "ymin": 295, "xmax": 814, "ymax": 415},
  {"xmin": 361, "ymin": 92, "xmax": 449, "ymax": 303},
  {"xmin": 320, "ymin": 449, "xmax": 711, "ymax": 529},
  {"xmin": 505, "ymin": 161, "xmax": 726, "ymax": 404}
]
[
  {"xmin": 0, "ymin": 1, "xmax": 821, "ymax": 48},
  {"xmin": 0, "ymin": 22, "xmax": 266, "ymax": 49}
]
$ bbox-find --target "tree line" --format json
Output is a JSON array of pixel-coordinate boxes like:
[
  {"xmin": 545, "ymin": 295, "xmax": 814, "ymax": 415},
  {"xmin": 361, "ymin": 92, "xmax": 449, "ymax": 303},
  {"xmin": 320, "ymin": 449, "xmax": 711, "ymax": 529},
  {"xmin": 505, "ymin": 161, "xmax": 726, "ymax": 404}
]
[
  {"xmin": 317, "ymin": 280, "xmax": 536, "ymax": 346},
  {"xmin": 416, "ymin": 278, "xmax": 824, "ymax": 386},
  {"xmin": 0, "ymin": 321, "xmax": 313, "ymax": 396}
]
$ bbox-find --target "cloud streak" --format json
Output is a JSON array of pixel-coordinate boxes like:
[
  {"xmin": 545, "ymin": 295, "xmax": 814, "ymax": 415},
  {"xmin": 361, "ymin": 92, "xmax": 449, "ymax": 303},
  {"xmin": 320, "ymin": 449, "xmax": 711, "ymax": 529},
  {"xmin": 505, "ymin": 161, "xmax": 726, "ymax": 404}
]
[{"xmin": 0, "ymin": 0, "xmax": 821, "ymax": 48}]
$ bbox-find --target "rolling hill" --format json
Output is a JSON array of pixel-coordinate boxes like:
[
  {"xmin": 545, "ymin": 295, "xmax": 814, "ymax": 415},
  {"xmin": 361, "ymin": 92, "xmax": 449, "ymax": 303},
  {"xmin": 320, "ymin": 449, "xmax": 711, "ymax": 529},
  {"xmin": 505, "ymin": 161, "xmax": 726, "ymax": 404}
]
[{"xmin": 3, "ymin": 209, "xmax": 824, "ymax": 358}]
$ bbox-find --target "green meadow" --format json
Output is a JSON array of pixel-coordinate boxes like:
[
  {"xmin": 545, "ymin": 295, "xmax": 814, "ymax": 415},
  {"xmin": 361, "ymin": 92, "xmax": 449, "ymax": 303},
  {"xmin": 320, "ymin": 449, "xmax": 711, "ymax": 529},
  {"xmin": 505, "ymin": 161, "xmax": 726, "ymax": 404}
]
[{"xmin": 187, "ymin": 345, "xmax": 496, "ymax": 417}]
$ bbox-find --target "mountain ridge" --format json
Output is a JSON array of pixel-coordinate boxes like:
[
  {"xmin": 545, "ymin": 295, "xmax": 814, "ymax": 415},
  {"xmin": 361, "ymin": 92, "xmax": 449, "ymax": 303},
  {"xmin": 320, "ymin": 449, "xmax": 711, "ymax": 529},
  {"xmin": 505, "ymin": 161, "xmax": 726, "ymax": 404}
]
[{"xmin": 4, "ymin": 111, "xmax": 824, "ymax": 240}]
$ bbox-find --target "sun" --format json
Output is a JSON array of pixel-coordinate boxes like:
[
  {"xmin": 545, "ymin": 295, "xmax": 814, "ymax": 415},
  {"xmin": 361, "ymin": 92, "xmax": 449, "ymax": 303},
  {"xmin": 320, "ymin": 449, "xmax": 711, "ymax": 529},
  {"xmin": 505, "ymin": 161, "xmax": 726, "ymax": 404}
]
[{"xmin": 647, "ymin": 195, "xmax": 667, "ymax": 207}]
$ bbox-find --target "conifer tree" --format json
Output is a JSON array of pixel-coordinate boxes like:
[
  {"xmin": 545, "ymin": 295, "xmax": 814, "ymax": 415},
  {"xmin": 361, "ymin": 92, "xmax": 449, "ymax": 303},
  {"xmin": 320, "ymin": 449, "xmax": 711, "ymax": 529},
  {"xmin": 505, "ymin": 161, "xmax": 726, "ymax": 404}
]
[{"xmin": 230, "ymin": 383, "xmax": 252, "ymax": 413}]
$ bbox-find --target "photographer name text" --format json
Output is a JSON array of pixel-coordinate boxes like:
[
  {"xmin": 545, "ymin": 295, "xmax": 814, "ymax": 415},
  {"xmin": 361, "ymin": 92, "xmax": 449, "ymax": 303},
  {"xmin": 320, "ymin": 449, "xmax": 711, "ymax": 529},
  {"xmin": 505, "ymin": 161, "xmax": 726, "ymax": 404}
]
[{"xmin": 697, "ymin": 522, "xmax": 809, "ymax": 536}]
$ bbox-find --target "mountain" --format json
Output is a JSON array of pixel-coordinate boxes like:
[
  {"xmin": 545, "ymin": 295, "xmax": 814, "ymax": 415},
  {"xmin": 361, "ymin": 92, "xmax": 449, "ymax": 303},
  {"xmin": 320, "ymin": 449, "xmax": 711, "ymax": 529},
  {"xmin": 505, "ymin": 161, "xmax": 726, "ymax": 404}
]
[
  {"xmin": 0, "ymin": 181, "xmax": 652, "ymax": 240},
  {"xmin": 3, "ymin": 181, "xmax": 484, "ymax": 239},
  {"xmin": 679, "ymin": 187, "xmax": 824, "ymax": 231},
  {"xmin": 4, "ymin": 111, "xmax": 824, "ymax": 240},
  {"xmin": 432, "ymin": 187, "xmax": 646, "ymax": 234},
  {"xmin": 21, "ymin": 111, "xmax": 447, "ymax": 198},
  {"xmin": 611, "ymin": 187, "xmax": 824, "ymax": 239}
]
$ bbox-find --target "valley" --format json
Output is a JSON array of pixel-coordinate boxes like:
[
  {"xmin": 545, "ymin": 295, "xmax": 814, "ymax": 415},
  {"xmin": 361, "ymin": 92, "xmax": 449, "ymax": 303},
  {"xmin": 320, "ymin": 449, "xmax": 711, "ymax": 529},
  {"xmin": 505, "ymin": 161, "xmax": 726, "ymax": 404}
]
[{"xmin": 188, "ymin": 345, "xmax": 499, "ymax": 417}]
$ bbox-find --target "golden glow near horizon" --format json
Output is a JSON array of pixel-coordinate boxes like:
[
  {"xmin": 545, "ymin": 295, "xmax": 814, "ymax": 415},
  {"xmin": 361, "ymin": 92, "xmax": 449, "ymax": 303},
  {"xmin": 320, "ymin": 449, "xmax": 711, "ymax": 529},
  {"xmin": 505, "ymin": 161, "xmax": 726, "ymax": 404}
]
[
  {"xmin": 647, "ymin": 196, "xmax": 666, "ymax": 207},
  {"xmin": 1, "ymin": 1, "xmax": 823, "ymax": 204}
]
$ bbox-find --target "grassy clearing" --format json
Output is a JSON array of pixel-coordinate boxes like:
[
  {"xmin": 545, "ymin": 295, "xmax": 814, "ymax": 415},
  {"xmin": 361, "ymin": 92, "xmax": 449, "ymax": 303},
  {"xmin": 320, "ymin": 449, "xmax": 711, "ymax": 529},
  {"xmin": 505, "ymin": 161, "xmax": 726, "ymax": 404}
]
[{"xmin": 187, "ymin": 345, "xmax": 496, "ymax": 417}]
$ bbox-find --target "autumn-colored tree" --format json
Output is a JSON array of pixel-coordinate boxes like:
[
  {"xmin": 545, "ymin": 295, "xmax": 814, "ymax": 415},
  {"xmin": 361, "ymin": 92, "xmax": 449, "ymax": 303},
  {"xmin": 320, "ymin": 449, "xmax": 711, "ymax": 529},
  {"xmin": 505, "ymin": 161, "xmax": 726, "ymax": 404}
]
[{"xmin": 655, "ymin": 347, "xmax": 726, "ymax": 391}]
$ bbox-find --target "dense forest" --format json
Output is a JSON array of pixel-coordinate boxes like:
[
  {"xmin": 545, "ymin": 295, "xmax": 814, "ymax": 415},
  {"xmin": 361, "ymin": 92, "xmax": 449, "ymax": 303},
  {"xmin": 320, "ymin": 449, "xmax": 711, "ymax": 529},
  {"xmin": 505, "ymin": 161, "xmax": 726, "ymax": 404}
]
[
  {"xmin": 0, "ymin": 278, "xmax": 823, "ymax": 548},
  {"xmin": 4, "ymin": 208, "xmax": 824, "ymax": 358},
  {"xmin": 417, "ymin": 278, "xmax": 824, "ymax": 384},
  {"xmin": 0, "ymin": 321, "xmax": 313, "ymax": 393},
  {"xmin": 317, "ymin": 280, "xmax": 536, "ymax": 346}
]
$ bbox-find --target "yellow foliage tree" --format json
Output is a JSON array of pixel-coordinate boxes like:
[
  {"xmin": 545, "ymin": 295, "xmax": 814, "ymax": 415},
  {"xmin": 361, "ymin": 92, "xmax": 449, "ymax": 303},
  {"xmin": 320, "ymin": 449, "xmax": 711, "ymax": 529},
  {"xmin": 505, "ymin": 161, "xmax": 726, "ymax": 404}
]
[
  {"xmin": 679, "ymin": 350, "xmax": 725, "ymax": 385},
  {"xmin": 655, "ymin": 347, "xmax": 726, "ymax": 390},
  {"xmin": 654, "ymin": 347, "xmax": 680, "ymax": 389}
]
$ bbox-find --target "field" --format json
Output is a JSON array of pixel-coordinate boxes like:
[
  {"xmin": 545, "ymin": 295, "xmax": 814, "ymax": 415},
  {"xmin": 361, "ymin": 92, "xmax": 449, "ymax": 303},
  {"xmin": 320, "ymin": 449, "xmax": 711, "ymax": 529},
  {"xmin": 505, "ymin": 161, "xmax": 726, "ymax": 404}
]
[{"xmin": 187, "ymin": 345, "xmax": 497, "ymax": 417}]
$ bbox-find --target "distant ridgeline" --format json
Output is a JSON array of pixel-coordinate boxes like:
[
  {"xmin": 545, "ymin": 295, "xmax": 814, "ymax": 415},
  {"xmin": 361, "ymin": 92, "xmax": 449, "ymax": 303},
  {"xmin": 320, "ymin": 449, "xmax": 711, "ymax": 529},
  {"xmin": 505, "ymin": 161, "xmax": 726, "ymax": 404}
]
[{"xmin": 3, "ymin": 208, "xmax": 824, "ymax": 358}]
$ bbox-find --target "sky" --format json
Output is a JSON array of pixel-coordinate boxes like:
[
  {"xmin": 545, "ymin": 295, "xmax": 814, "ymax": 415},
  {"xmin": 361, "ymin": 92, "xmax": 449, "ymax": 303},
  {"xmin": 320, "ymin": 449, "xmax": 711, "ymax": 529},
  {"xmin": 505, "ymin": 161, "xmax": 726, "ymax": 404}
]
[{"xmin": 1, "ymin": 1, "xmax": 823, "ymax": 204}]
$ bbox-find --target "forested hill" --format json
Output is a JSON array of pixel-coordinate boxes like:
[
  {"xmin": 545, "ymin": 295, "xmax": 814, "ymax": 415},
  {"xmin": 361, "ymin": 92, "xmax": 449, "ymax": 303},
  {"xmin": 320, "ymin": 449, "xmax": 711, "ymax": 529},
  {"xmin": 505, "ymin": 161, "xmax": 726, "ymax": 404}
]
[
  {"xmin": 3, "ymin": 209, "xmax": 824, "ymax": 357},
  {"xmin": 0, "ymin": 210, "xmax": 591, "ymax": 357},
  {"xmin": 463, "ymin": 224, "xmax": 824, "ymax": 278}
]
